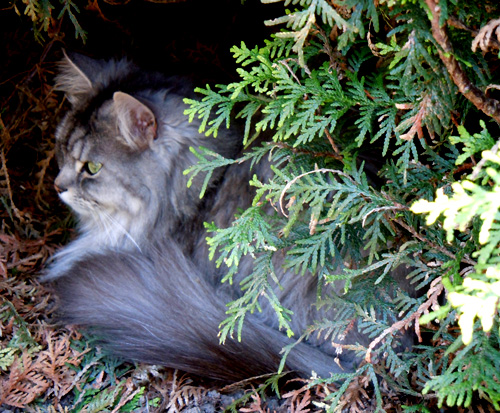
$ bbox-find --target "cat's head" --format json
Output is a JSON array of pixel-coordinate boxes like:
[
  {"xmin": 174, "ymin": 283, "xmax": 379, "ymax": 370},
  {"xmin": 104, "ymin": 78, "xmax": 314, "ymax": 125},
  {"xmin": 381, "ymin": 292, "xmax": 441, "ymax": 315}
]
[
  {"xmin": 54, "ymin": 92, "xmax": 161, "ymax": 240},
  {"xmin": 54, "ymin": 53, "xmax": 240, "ymax": 246}
]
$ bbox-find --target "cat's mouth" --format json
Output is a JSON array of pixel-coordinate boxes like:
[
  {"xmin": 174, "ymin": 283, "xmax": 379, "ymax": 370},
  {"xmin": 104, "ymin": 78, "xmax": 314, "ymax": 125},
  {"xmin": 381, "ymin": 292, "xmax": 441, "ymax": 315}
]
[
  {"xmin": 57, "ymin": 187, "xmax": 75, "ymax": 206},
  {"xmin": 58, "ymin": 189, "xmax": 100, "ymax": 216}
]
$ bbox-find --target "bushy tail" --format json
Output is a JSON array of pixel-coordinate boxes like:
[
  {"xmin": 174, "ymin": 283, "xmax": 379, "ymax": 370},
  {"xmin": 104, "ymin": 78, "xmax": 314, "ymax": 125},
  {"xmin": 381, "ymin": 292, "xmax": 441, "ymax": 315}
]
[{"xmin": 51, "ymin": 242, "xmax": 345, "ymax": 381}]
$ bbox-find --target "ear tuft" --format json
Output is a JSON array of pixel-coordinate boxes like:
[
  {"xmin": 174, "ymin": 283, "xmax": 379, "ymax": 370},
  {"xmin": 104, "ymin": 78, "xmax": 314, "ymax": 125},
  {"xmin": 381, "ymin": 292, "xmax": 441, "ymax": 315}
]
[
  {"xmin": 113, "ymin": 92, "xmax": 157, "ymax": 150},
  {"xmin": 55, "ymin": 51, "xmax": 96, "ymax": 105}
]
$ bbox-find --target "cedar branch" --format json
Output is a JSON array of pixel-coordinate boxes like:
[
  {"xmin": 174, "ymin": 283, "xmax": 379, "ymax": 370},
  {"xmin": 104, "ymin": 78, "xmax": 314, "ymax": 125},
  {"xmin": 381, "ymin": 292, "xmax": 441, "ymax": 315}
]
[
  {"xmin": 448, "ymin": 16, "xmax": 500, "ymax": 50},
  {"xmin": 365, "ymin": 276, "xmax": 444, "ymax": 363},
  {"xmin": 393, "ymin": 217, "xmax": 477, "ymax": 266},
  {"xmin": 425, "ymin": 0, "xmax": 500, "ymax": 123}
]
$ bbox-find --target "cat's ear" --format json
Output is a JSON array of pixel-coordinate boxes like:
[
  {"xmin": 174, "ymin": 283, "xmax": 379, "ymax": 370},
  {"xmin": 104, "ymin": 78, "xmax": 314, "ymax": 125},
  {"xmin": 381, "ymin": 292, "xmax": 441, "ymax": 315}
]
[
  {"xmin": 56, "ymin": 51, "xmax": 96, "ymax": 105},
  {"xmin": 113, "ymin": 91, "xmax": 157, "ymax": 150}
]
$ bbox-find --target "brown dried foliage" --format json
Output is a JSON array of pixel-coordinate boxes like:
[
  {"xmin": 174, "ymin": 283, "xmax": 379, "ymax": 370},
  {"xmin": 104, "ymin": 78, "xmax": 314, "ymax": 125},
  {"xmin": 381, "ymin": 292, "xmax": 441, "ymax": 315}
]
[
  {"xmin": 472, "ymin": 18, "xmax": 500, "ymax": 53},
  {"xmin": 0, "ymin": 12, "xmax": 85, "ymax": 410},
  {"xmin": 163, "ymin": 370, "xmax": 206, "ymax": 412},
  {"xmin": 0, "ymin": 330, "xmax": 86, "ymax": 408}
]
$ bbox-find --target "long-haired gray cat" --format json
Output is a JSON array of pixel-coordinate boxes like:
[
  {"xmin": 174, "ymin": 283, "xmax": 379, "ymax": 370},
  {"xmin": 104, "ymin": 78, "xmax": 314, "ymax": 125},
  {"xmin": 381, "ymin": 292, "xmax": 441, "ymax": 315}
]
[{"xmin": 47, "ymin": 53, "xmax": 404, "ymax": 381}]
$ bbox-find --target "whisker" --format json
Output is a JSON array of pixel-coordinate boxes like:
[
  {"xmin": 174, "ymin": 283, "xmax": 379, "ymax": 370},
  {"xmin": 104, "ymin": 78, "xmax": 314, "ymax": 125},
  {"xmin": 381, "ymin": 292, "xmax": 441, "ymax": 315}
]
[{"xmin": 100, "ymin": 210, "xmax": 142, "ymax": 253}]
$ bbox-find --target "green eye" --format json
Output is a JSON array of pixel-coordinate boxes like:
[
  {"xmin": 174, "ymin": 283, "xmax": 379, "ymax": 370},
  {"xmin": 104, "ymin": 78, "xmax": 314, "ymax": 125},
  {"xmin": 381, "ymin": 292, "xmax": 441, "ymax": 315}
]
[{"xmin": 85, "ymin": 161, "xmax": 103, "ymax": 175}]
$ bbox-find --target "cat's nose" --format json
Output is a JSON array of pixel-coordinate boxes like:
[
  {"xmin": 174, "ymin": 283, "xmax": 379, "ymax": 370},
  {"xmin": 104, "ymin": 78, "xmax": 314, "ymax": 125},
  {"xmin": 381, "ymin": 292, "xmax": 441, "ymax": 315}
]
[
  {"xmin": 54, "ymin": 178, "xmax": 67, "ymax": 194},
  {"xmin": 54, "ymin": 183, "xmax": 66, "ymax": 194}
]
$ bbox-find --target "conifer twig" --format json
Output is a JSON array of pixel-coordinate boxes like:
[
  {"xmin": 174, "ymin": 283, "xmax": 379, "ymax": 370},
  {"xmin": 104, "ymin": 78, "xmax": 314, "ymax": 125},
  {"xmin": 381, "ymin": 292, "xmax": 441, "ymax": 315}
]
[
  {"xmin": 469, "ymin": 136, "xmax": 500, "ymax": 180},
  {"xmin": 279, "ymin": 168, "xmax": 353, "ymax": 217},
  {"xmin": 271, "ymin": 141, "xmax": 343, "ymax": 161},
  {"xmin": 365, "ymin": 276, "xmax": 444, "ymax": 362},
  {"xmin": 393, "ymin": 217, "xmax": 477, "ymax": 266},
  {"xmin": 471, "ymin": 18, "xmax": 500, "ymax": 53},
  {"xmin": 1, "ymin": 147, "xmax": 25, "ymax": 224},
  {"xmin": 323, "ymin": 127, "xmax": 343, "ymax": 158},
  {"xmin": 425, "ymin": 0, "xmax": 500, "ymax": 123},
  {"xmin": 447, "ymin": 16, "xmax": 500, "ymax": 50}
]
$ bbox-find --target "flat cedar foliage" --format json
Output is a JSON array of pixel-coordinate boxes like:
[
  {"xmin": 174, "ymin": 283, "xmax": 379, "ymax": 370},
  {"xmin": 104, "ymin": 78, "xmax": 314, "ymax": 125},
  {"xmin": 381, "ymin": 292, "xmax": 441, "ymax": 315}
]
[{"xmin": 2, "ymin": 0, "xmax": 500, "ymax": 411}]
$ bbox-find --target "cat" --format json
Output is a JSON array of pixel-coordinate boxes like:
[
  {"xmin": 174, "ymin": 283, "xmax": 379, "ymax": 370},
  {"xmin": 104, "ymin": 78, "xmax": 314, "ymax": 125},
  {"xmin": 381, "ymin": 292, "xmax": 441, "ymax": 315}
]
[{"xmin": 46, "ymin": 52, "xmax": 405, "ymax": 381}]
